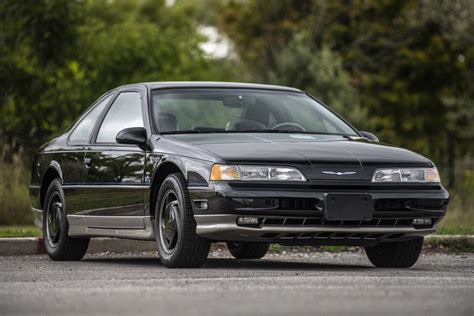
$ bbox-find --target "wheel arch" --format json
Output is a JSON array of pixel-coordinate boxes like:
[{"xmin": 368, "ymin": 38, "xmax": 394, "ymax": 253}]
[
  {"xmin": 40, "ymin": 162, "xmax": 63, "ymax": 209},
  {"xmin": 149, "ymin": 160, "xmax": 185, "ymax": 219}
]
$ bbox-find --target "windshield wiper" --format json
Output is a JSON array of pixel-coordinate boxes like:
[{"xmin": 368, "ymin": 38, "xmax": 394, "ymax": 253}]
[
  {"xmin": 234, "ymin": 129, "xmax": 305, "ymax": 133},
  {"xmin": 161, "ymin": 129, "xmax": 358, "ymax": 138},
  {"xmin": 234, "ymin": 129, "xmax": 356, "ymax": 138},
  {"xmin": 160, "ymin": 130, "xmax": 213, "ymax": 135}
]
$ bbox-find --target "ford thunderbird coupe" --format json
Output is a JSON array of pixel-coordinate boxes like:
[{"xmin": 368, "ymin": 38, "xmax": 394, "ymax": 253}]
[{"xmin": 29, "ymin": 82, "xmax": 449, "ymax": 268}]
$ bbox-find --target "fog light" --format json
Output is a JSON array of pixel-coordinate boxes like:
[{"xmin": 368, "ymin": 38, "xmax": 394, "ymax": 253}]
[
  {"xmin": 237, "ymin": 216, "xmax": 259, "ymax": 226},
  {"xmin": 412, "ymin": 218, "xmax": 432, "ymax": 226}
]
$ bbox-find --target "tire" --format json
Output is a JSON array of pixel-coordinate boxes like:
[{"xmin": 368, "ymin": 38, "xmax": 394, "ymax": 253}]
[
  {"xmin": 364, "ymin": 237, "xmax": 424, "ymax": 268},
  {"xmin": 226, "ymin": 242, "xmax": 270, "ymax": 259},
  {"xmin": 154, "ymin": 173, "xmax": 211, "ymax": 268},
  {"xmin": 43, "ymin": 179, "xmax": 89, "ymax": 261}
]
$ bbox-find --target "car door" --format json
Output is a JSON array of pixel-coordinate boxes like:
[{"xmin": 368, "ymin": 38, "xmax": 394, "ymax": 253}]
[
  {"xmin": 78, "ymin": 89, "xmax": 148, "ymax": 230},
  {"xmin": 62, "ymin": 92, "xmax": 115, "ymax": 214}
]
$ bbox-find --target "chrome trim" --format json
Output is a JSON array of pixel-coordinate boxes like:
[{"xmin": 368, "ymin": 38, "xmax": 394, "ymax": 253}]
[
  {"xmin": 62, "ymin": 184, "xmax": 150, "ymax": 190},
  {"xmin": 72, "ymin": 203, "xmax": 144, "ymax": 216},
  {"xmin": 31, "ymin": 207, "xmax": 43, "ymax": 228},
  {"xmin": 68, "ymin": 215, "xmax": 155, "ymax": 240},
  {"xmin": 29, "ymin": 185, "xmax": 41, "ymax": 190},
  {"xmin": 321, "ymin": 171, "xmax": 357, "ymax": 176},
  {"xmin": 188, "ymin": 186, "xmax": 212, "ymax": 191},
  {"xmin": 194, "ymin": 214, "xmax": 436, "ymax": 242}
]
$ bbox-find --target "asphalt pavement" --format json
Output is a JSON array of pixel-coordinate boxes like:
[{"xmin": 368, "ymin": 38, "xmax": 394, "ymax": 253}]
[{"xmin": 0, "ymin": 249, "xmax": 472, "ymax": 315}]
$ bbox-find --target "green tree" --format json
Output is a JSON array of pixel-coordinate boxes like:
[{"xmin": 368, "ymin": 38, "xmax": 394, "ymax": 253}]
[
  {"xmin": 269, "ymin": 34, "xmax": 366, "ymax": 128},
  {"xmin": 0, "ymin": 0, "xmax": 232, "ymax": 158},
  {"xmin": 218, "ymin": 0, "xmax": 474, "ymax": 170},
  {"xmin": 0, "ymin": 0, "xmax": 83, "ymax": 159}
]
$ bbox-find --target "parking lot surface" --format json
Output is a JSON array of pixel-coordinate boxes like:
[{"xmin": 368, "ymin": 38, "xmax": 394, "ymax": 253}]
[{"xmin": 0, "ymin": 250, "xmax": 472, "ymax": 315}]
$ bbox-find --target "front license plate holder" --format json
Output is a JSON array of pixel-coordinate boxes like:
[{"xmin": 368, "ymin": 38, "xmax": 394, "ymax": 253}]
[{"xmin": 324, "ymin": 194, "xmax": 373, "ymax": 221}]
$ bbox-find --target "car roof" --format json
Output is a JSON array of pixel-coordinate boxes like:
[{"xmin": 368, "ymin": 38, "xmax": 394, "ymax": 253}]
[{"xmin": 120, "ymin": 81, "xmax": 303, "ymax": 93}]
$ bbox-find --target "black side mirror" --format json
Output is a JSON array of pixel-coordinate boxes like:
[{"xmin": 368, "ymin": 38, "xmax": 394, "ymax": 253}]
[
  {"xmin": 116, "ymin": 127, "xmax": 147, "ymax": 145},
  {"xmin": 359, "ymin": 131, "xmax": 379, "ymax": 142}
]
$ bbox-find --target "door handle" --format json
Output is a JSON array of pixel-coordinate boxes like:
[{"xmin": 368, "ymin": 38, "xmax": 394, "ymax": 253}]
[{"xmin": 84, "ymin": 157, "xmax": 92, "ymax": 168}]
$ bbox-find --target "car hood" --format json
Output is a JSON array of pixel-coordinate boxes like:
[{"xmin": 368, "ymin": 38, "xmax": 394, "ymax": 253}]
[{"xmin": 162, "ymin": 133, "xmax": 433, "ymax": 180}]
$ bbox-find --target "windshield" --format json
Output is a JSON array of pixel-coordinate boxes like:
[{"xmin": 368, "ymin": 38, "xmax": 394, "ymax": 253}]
[{"xmin": 151, "ymin": 89, "xmax": 358, "ymax": 136}]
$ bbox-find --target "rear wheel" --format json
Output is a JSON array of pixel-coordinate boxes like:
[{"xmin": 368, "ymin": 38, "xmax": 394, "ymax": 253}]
[
  {"xmin": 154, "ymin": 173, "xmax": 210, "ymax": 268},
  {"xmin": 364, "ymin": 237, "xmax": 424, "ymax": 268},
  {"xmin": 43, "ymin": 179, "xmax": 89, "ymax": 261},
  {"xmin": 227, "ymin": 242, "xmax": 270, "ymax": 259}
]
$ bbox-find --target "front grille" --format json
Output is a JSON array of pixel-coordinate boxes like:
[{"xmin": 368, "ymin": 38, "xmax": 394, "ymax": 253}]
[
  {"xmin": 279, "ymin": 198, "xmax": 320, "ymax": 211},
  {"xmin": 233, "ymin": 198, "xmax": 321, "ymax": 212},
  {"xmin": 375, "ymin": 199, "xmax": 448, "ymax": 211}
]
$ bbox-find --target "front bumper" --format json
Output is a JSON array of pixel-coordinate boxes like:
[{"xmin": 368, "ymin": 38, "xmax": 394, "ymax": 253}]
[{"xmin": 189, "ymin": 181, "xmax": 449, "ymax": 246}]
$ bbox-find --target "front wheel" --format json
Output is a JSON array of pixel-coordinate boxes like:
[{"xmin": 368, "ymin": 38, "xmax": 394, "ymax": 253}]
[
  {"xmin": 43, "ymin": 179, "xmax": 89, "ymax": 261},
  {"xmin": 154, "ymin": 173, "xmax": 210, "ymax": 268},
  {"xmin": 364, "ymin": 237, "xmax": 424, "ymax": 268},
  {"xmin": 227, "ymin": 242, "xmax": 270, "ymax": 259}
]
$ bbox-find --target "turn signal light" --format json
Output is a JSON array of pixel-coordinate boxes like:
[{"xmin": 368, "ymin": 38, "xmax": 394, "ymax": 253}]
[{"xmin": 210, "ymin": 164, "xmax": 241, "ymax": 181}]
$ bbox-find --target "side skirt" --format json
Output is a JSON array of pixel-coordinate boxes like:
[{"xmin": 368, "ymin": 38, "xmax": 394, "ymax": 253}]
[{"xmin": 67, "ymin": 215, "xmax": 155, "ymax": 240}]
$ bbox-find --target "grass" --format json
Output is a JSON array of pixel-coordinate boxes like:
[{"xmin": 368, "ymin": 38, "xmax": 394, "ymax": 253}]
[
  {"xmin": 0, "ymin": 160, "xmax": 33, "ymax": 225},
  {"xmin": 424, "ymin": 236, "xmax": 474, "ymax": 253},
  {"xmin": 436, "ymin": 225, "xmax": 474, "ymax": 235},
  {"xmin": 0, "ymin": 225, "xmax": 41, "ymax": 238}
]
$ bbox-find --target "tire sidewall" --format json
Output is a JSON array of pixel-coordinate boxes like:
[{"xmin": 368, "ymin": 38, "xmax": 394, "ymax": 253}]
[
  {"xmin": 154, "ymin": 175, "xmax": 186, "ymax": 264},
  {"xmin": 43, "ymin": 179, "xmax": 70, "ymax": 258}
]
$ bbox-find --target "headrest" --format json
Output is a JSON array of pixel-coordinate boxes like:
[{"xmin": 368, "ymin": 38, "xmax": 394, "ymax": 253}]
[{"xmin": 157, "ymin": 112, "xmax": 177, "ymax": 132}]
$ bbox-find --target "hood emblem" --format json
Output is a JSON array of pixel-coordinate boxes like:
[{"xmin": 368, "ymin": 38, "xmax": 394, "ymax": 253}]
[{"xmin": 322, "ymin": 171, "xmax": 357, "ymax": 176}]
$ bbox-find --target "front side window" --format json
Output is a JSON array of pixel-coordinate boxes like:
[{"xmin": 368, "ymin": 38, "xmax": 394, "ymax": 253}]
[
  {"xmin": 69, "ymin": 94, "xmax": 114, "ymax": 145},
  {"xmin": 151, "ymin": 89, "xmax": 357, "ymax": 136},
  {"xmin": 96, "ymin": 92, "xmax": 143, "ymax": 143}
]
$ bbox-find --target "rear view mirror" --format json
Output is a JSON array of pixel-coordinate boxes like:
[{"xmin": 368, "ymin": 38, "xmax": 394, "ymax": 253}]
[
  {"xmin": 360, "ymin": 131, "xmax": 379, "ymax": 142},
  {"xmin": 223, "ymin": 95, "xmax": 256, "ymax": 107},
  {"xmin": 116, "ymin": 127, "xmax": 147, "ymax": 145}
]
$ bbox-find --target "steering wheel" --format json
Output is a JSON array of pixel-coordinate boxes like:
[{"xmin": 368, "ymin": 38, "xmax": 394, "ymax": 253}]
[{"xmin": 271, "ymin": 122, "xmax": 306, "ymax": 131}]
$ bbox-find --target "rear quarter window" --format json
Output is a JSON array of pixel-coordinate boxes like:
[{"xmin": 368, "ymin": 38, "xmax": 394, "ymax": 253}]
[{"xmin": 69, "ymin": 94, "xmax": 114, "ymax": 145}]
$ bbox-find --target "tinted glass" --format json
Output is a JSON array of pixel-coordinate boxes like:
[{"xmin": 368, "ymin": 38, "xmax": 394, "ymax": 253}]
[
  {"xmin": 96, "ymin": 92, "xmax": 143, "ymax": 143},
  {"xmin": 69, "ymin": 94, "xmax": 113, "ymax": 145},
  {"xmin": 151, "ymin": 89, "xmax": 357, "ymax": 136}
]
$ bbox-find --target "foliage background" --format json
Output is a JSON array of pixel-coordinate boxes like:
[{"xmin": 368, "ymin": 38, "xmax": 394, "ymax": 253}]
[{"xmin": 0, "ymin": 0, "xmax": 472, "ymax": 229}]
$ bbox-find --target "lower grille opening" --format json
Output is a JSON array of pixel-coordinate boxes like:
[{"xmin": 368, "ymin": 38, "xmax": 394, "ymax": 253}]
[
  {"xmin": 366, "ymin": 233, "xmax": 384, "ymax": 239},
  {"xmin": 387, "ymin": 233, "xmax": 404, "ymax": 239},
  {"xmin": 318, "ymin": 232, "xmax": 333, "ymax": 238},
  {"xmin": 258, "ymin": 216, "xmax": 439, "ymax": 229},
  {"xmin": 265, "ymin": 218, "xmax": 284, "ymax": 225},
  {"xmin": 261, "ymin": 233, "xmax": 279, "ymax": 239},
  {"xmin": 332, "ymin": 233, "xmax": 351, "ymax": 238},
  {"xmin": 286, "ymin": 218, "xmax": 304, "ymax": 225},
  {"xmin": 258, "ymin": 231, "xmax": 401, "ymax": 241}
]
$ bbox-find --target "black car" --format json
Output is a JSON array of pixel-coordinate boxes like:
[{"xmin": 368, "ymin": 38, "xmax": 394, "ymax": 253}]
[{"xmin": 29, "ymin": 82, "xmax": 449, "ymax": 268}]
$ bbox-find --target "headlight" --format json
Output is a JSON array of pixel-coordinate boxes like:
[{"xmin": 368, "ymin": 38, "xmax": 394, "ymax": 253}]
[
  {"xmin": 210, "ymin": 164, "xmax": 306, "ymax": 181},
  {"xmin": 372, "ymin": 167, "xmax": 440, "ymax": 183}
]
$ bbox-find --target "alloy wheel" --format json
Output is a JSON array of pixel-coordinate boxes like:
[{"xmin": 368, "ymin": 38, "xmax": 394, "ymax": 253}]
[
  {"xmin": 159, "ymin": 190, "xmax": 180, "ymax": 254},
  {"xmin": 46, "ymin": 192, "xmax": 62, "ymax": 248}
]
